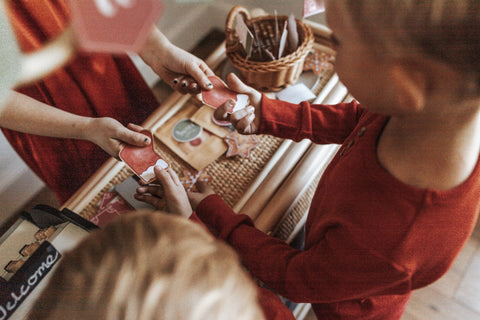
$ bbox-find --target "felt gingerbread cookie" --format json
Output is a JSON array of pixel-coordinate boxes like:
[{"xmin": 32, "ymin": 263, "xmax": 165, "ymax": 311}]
[
  {"xmin": 179, "ymin": 169, "xmax": 212, "ymax": 192},
  {"xmin": 224, "ymin": 131, "xmax": 260, "ymax": 158},
  {"xmin": 119, "ymin": 130, "xmax": 169, "ymax": 184},
  {"xmin": 200, "ymin": 75, "xmax": 249, "ymax": 113}
]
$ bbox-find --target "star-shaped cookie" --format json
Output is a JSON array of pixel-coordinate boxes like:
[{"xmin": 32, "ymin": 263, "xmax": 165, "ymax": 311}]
[{"xmin": 224, "ymin": 131, "xmax": 260, "ymax": 158}]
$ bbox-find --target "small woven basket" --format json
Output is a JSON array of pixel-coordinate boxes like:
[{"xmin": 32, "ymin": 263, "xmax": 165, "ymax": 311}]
[{"xmin": 225, "ymin": 6, "xmax": 314, "ymax": 92}]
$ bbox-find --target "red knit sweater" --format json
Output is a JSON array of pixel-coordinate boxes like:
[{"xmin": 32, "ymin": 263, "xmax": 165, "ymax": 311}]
[{"xmin": 196, "ymin": 96, "xmax": 480, "ymax": 319}]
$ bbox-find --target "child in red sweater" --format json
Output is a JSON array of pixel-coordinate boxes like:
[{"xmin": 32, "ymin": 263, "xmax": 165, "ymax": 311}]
[{"xmin": 136, "ymin": 0, "xmax": 480, "ymax": 318}]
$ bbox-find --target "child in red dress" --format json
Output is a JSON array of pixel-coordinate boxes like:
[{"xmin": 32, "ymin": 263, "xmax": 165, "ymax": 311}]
[{"xmin": 136, "ymin": 0, "xmax": 480, "ymax": 319}]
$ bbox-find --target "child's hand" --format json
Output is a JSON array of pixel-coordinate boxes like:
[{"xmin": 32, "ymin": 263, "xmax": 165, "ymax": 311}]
[
  {"xmin": 213, "ymin": 73, "xmax": 262, "ymax": 134},
  {"xmin": 87, "ymin": 119, "xmax": 151, "ymax": 159},
  {"xmin": 188, "ymin": 181, "xmax": 216, "ymax": 211},
  {"xmin": 134, "ymin": 167, "xmax": 193, "ymax": 218}
]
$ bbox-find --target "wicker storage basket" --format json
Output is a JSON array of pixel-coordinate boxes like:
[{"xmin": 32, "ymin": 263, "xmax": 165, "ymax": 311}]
[{"xmin": 225, "ymin": 6, "xmax": 314, "ymax": 92}]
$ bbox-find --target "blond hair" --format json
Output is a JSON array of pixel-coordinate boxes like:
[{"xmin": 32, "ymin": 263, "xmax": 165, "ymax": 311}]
[
  {"xmin": 344, "ymin": 0, "xmax": 480, "ymax": 93},
  {"xmin": 27, "ymin": 211, "xmax": 264, "ymax": 320}
]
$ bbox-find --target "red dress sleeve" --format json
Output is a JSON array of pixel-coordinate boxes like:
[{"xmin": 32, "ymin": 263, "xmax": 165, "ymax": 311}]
[
  {"xmin": 259, "ymin": 94, "xmax": 364, "ymax": 144},
  {"xmin": 257, "ymin": 287, "xmax": 295, "ymax": 320}
]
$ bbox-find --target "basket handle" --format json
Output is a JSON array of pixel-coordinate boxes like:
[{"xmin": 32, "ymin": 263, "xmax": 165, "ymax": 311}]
[
  {"xmin": 225, "ymin": 6, "xmax": 251, "ymax": 32},
  {"xmin": 225, "ymin": 6, "xmax": 251, "ymax": 53}
]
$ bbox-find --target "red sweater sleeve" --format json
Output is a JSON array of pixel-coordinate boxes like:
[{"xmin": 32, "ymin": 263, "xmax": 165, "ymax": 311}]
[
  {"xmin": 190, "ymin": 209, "xmax": 295, "ymax": 320},
  {"xmin": 257, "ymin": 287, "xmax": 295, "ymax": 320},
  {"xmin": 196, "ymin": 195, "xmax": 411, "ymax": 303},
  {"xmin": 259, "ymin": 95, "xmax": 363, "ymax": 144}
]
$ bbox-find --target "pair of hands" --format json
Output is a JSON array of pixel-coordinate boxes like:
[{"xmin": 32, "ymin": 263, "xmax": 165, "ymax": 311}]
[
  {"xmin": 92, "ymin": 27, "xmax": 216, "ymax": 157},
  {"xmin": 96, "ymin": 26, "xmax": 264, "ymax": 215},
  {"xmin": 139, "ymin": 27, "xmax": 216, "ymax": 95},
  {"xmin": 132, "ymin": 73, "xmax": 264, "ymax": 218},
  {"xmin": 134, "ymin": 166, "xmax": 214, "ymax": 218},
  {"xmin": 97, "ymin": 70, "xmax": 264, "ymax": 160}
]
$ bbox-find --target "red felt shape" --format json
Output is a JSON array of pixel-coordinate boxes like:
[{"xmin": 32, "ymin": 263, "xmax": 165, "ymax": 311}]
[
  {"xmin": 119, "ymin": 130, "xmax": 169, "ymax": 183},
  {"xmin": 201, "ymin": 76, "xmax": 239, "ymax": 112},
  {"xmin": 90, "ymin": 191, "xmax": 134, "ymax": 228}
]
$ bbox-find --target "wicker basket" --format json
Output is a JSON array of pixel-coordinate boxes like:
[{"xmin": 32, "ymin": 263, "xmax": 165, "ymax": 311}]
[{"xmin": 225, "ymin": 6, "xmax": 314, "ymax": 92}]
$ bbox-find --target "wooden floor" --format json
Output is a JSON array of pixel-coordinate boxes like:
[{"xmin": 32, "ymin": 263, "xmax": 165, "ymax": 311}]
[
  {"xmin": 304, "ymin": 220, "xmax": 480, "ymax": 320},
  {"xmin": 402, "ymin": 220, "xmax": 480, "ymax": 320}
]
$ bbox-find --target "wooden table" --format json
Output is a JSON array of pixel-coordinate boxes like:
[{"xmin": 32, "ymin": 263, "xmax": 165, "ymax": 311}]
[{"xmin": 1, "ymin": 21, "xmax": 352, "ymax": 320}]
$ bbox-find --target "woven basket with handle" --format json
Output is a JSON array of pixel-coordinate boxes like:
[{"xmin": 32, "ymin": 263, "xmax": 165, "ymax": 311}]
[{"xmin": 225, "ymin": 6, "xmax": 314, "ymax": 92}]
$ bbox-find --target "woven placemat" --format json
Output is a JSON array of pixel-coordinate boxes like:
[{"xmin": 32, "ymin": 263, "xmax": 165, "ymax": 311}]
[
  {"xmin": 273, "ymin": 173, "xmax": 321, "ymax": 241},
  {"xmin": 161, "ymin": 132, "xmax": 283, "ymax": 207}
]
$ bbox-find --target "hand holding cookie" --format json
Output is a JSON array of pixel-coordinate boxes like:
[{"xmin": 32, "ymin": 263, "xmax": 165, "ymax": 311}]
[
  {"xmin": 135, "ymin": 167, "xmax": 193, "ymax": 218},
  {"xmin": 213, "ymin": 73, "xmax": 262, "ymax": 135}
]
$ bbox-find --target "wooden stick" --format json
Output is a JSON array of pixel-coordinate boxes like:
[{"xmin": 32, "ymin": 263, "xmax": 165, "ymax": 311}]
[
  {"xmin": 303, "ymin": 19, "xmax": 332, "ymax": 39},
  {"xmin": 254, "ymin": 143, "xmax": 339, "ymax": 232},
  {"xmin": 237, "ymin": 139, "xmax": 312, "ymax": 220},
  {"xmin": 276, "ymin": 144, "xmax": 339, "ymax": 238},
  {"xmin": 205, "ymin": 40, "xmax": 228, "ymax": 69},
  {"xmin": 314, "ymin": 73, "xmax": 338, "ymax": 104},
  {"xmin": 233, "ymin": 140, "xmax": 293, "ymax": 212}
]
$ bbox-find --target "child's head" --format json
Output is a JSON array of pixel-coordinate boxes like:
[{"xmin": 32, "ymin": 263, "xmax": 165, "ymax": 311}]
[
  {"xmin": 325, "ymin": 0, "xmax": 480, "ymax": 114},
  {"xmin": 28, "ymin": 211, "xmax": 264, "ymax": 320},
  {"xmin": 345, "ymin": 1, "xmax": 478, "ymax": 76}
]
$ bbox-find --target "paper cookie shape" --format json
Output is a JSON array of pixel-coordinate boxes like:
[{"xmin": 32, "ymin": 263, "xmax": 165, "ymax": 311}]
[
  {"xmin": 224, "ymin": 131, "xmax": 260, "ymax": 158},
  {"xmin": 179, "ymin": 169, "xmax": 212, "ymax": 192},
  {"xmin": 90, "ymin": 190, "xmax": 134, "ymax": 228},
  {"xmin": 201, "ymin": 76, "xmax": 249, "ymax": 113},
  {"xmin": 303, "ymin": 50, "xmax": 335, "ymax": 74},
  {"xmin": 119, "ymin": 130, "xmax": 169, "ymax": 183}
]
